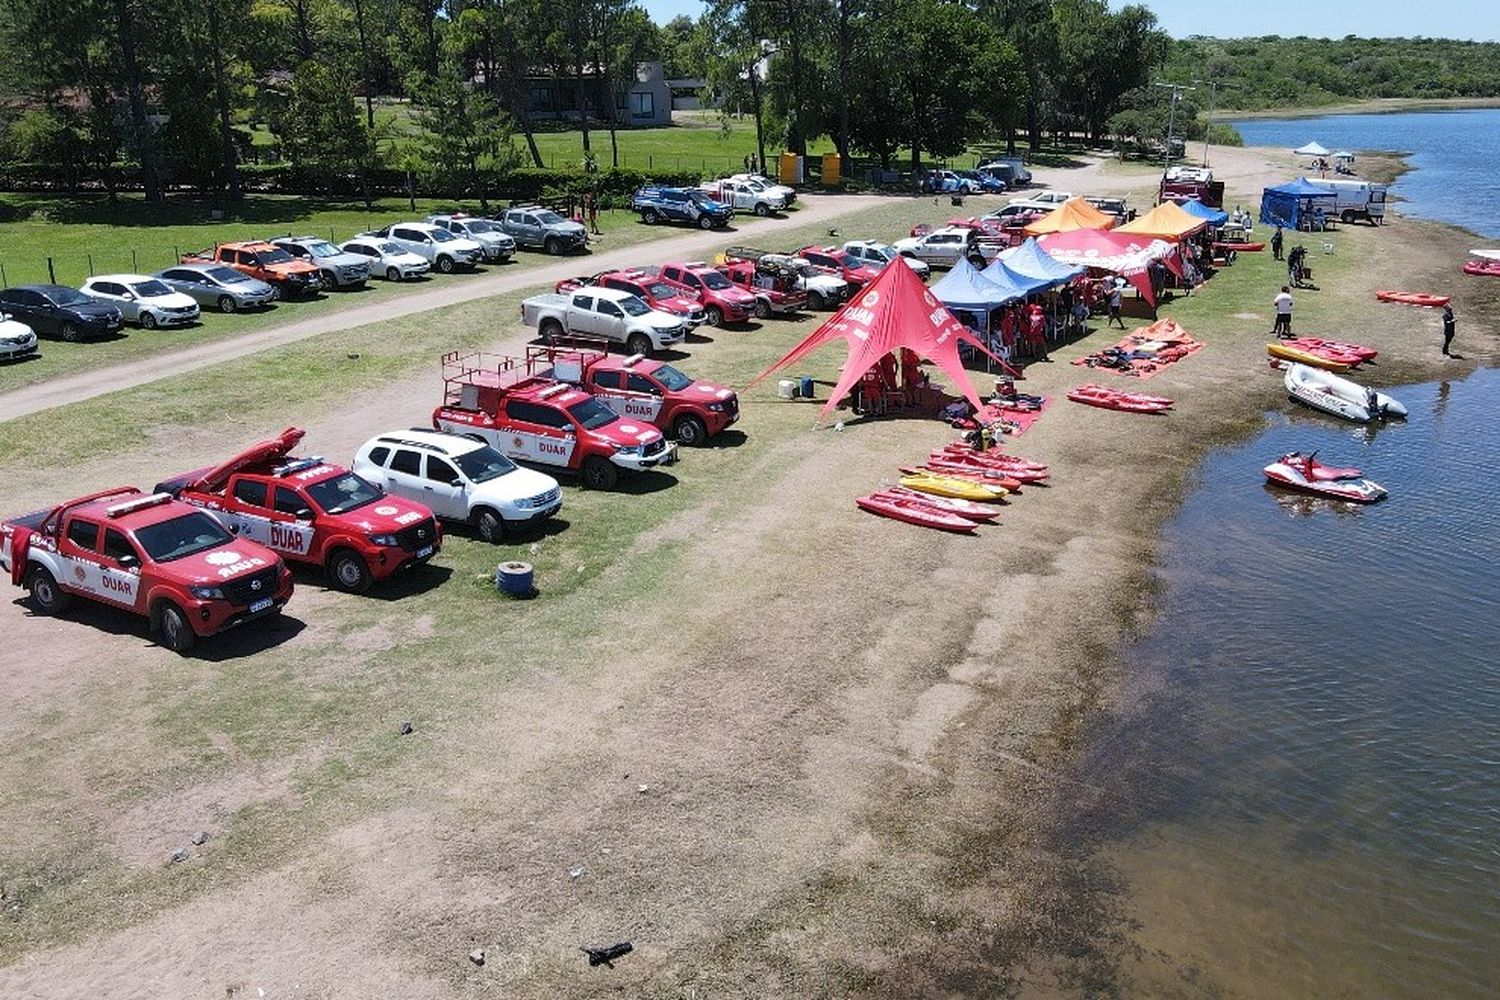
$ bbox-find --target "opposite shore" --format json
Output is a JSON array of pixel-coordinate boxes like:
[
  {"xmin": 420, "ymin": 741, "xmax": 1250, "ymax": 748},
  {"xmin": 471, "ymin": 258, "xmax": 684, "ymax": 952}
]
[{"xmin": 1222, "ymin": 95, "xmax": 1500, "ymax": 120}]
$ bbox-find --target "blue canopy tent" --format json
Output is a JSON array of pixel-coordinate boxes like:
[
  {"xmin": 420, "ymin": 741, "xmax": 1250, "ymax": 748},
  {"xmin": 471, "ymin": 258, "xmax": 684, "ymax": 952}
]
[
  {"xmin": 1180, "ymin": 199, "xmax": 1229, "ymax": 227},
  {"xmin": 1260, "ymin": 178, "xmax": 1336, "ymax": 230},
  {"xmin": 992, "ymin": 238, "xmax": 1085, "ymax": 285},
  {"xmin": 930, "ymin": 257, "xmax": 1036, "ymax": 373}
]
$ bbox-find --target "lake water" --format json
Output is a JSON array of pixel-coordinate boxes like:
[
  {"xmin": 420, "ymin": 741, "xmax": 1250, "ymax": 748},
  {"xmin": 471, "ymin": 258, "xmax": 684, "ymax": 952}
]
[
  {"xmin": 1068, "ymin": 368, "xmax": 1500, "ymax": 995},
  {"xmin": 1232, "ymin": 108, "xmax": 1500, "ymax": 239}
]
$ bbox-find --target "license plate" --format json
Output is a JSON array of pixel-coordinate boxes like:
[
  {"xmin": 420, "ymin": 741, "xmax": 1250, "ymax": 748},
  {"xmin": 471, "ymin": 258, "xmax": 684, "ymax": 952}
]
[
  {"xmin": 416, "ymin": 545, "xmax": 434, "ymax": 559},
  {"xmin": 249, "ymin": 597, "xmax": 273, "ymax": 614}
]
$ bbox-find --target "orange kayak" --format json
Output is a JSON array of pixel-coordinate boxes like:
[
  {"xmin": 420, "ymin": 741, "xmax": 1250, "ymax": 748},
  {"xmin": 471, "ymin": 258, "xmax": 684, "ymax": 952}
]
[{"xmin": 1375, "ymin": 290, "xmax": 1450, "ymax": 307}]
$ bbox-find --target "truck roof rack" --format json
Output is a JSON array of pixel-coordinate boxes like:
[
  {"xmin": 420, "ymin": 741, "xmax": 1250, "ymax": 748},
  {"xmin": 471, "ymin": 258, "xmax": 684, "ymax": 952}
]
[
  {"xmin": 272, "ymin": 457, "xmax": 327, "ymax": 477},
  {"xmin": 104, "ymin": 492, "xmax": 173, "ymax": 518}
]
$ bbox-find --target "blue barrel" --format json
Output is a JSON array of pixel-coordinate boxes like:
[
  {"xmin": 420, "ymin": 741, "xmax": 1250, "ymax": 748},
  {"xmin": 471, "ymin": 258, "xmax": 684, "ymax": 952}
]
[
  {"xmin": 799, "ymin": 376, "xmax": 814, "ymax": 399},
  {"xmin": 495, "ymin": 561, "xmax": 535, "ymax": 598}
]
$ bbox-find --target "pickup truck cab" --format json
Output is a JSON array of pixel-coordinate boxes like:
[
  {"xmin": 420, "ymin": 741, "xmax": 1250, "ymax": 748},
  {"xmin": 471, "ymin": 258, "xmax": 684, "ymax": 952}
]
[
  {"xmin": 498, "ymin": 205, "xmax": 588, "ymax": 255},
  {"xmin": 181, "ymin": 242, "xmax": 322, "ymax": 298},
  {"xmin": 0, "ymin": 284, "xmax": 124, "ymax": 341},
  {"xmin": 698, "ymin": 178, "xmax": 785, "ymax": 216},
  {"xmin": 796, "ymin": 246, "xmax": 882, "ymax": 289},
  {"xmin": 841, "ymin": 239, "xmax": 931, "ymax": 279},
  {"xmin": 433, "ymin": 351, "xmax": 678, "ymax": 490},
  {"xmin": 156, "ymin": 427, "xmax": 440, "ymax": 593},
  {"xmin": 724, "ymin": 247, "xmax": 847, "ymax": 310},
  {"xmin": 352, "ymin": 429, "xmax": 560, "ymax": 543},
  {"xmin": 715, "ymin": 257, "xmax": 809, "ymax": 317},
  {"xmin": 521, "ymin": 286, "xmax": 689, "ymax": 357},
  {"xmin": 427, "ymin": 214, "xmax": 517, "ymax": 262},
  {"xmin": 632, "ymin": 186, "xmax": 734, "ymax": 229},
  {"xmin": 533, "ymin": 339, "xmax": 738, "ymax": 447},
  {"xmin": 555, "ymin": 270, "xmax": 707, "ymax": 328},
  {"xmin": 269, "ymin": 236, "xmax": 371, "ymax": 289},
  {"xmin": 361, "ymin": 223, "xmax": 483, "ymax": 273},
  {"xmin": 1, "ymin": 487, "xmax": 293, "ymax": 653},
  {"xmin": 893, "ymin": 227, "xmax": 996, "ymax": 268},
  {"xmin": 655, "ymin": 262, "xmax": 757, "ymax": 326}
]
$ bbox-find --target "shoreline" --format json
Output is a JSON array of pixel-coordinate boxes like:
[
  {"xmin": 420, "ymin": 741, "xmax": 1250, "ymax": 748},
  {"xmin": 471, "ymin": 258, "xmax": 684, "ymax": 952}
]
[
  {"xmin": 1223, "ymin": 96, "xmax": 1500, "ymax": 120},
  {"xmin": 0, "ymin": 145, "xmax": 1495, "ymax": 994}
]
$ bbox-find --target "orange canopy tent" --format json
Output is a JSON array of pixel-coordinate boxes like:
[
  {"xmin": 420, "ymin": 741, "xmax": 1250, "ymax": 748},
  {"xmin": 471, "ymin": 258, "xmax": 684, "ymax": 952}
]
[
  {"xmin": 1115, "ymin": 200, "xmax": 1208, "ymax": 240},
  {"xmin": 1023, "ymin": 196, "xmax": 1117, "ymax": 236},
  {"xmin": 749, "ymin": 258, "xmax": 1002, "ymax": 420}
]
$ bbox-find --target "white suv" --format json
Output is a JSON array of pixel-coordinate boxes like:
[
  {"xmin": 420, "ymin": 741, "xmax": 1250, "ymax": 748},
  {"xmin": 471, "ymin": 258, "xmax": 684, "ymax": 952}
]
[
  {"xmin": 363, "ymin": 222, "xmax": 484, "ymax": 273},
  {"xmin": 351, "ymin": 429, "xmax": 562, "ymax": 543},
  {"xmin": 339, "ymin": 237, "xmax": 431, "ymax": 281},
  {"xmin": 842, "ymin": 239, "xmax": 931, "ymax": 279}
]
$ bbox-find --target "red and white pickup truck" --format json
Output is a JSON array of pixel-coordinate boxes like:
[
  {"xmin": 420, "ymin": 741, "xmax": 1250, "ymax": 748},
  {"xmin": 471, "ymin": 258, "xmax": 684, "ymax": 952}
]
[
  {"xmin": 654, "ymin": 262, "xmax": 758, "ymax": 326},
  {"xmin": 1, "ymin": 487, "xmax": 294, "ymax": 652},
  {"xmin": 529, "ymin": 338, "xmax": 739, "ymax": 446},
  {"xmin": 155, "ymin": 427, "xmax": 440, "ymax": 593},
  {"xmin": 433, "ymin": 350, "xmax": 678, "ymax": 490}
]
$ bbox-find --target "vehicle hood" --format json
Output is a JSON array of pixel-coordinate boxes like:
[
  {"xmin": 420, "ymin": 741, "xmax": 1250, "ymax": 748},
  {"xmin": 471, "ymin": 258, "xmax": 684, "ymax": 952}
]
[
  {"xmin": 444, "ymin": 237, "xmax": 485, "ymax": 253},
  {"xmin": 472, "ymin": 231, "xmax": 515, "ymax": 246},
  {"xmin": 0, "ymin": 318, "xmax": 35, "ymax": 339},
  {"xmin": 471, "ymin": 466, "xmax": 560, "ymax": 504},
  {"xmin": 892, "ymin": 236, "xmax": 923, "ymax": 252},
  {"xmin": 340, "ymin": 497, "xmax": 436, "ymax": 534},
  {"xmin": 71, "ymin": 300, "xmax": 123, "ymax": 321},
  {"xmin": 718, "ymin": 285, "xmax": 757, "ymax": 305},
  {"xmin": 266, "ymin": 260, "xmax": 321, "ymax": 277},
  {"xmin": 683, "ymin": 380, "xmax": 736, "ymax": 403},
  {"xmin": 549, "ymin": 220, "xmax": 587, "ymax": 238},
  {"xmin": 232, "ymin": 277, "xmax": 277, "ymax": 295},
  {"xmin": 172, "ymin": 540, "xmax": 280, "ymax": 586},
  {"xmin": 803, "ymin": 274, "xmax": 848, "ymax": 292},
  {"xmin": 657, "ymin": 294, "xmax": 704, "ymax": 315},
  {"xmin": 145, "ymin": 291, "xmax": 200, "ymax": 310},
  {"xmin": 591, "ymin": 419, "xmax": 665, "ymax": 448},
  {"xmin": 848, "ymin": 265, "xmax": 881, "ymax": 283},
  {"xmin": 644, "ymin": 308, "xmax": 687, "ymax": 328},
  {"xmin": 320, "ymin": 251, "xmax": 371, "ymax": 269},
  {"xmin": 389, "ymin": 251, "xmax": 428, "ymax": 267}
]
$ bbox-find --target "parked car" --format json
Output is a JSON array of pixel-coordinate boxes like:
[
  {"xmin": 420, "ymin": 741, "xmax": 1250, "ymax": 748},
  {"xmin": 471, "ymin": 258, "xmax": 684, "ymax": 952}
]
[
  {"xmin": 154, "ymin": 264, "xmax": 278, "ymax": 313},
  {"xmin": 360, "ymin": 222, "xmax": 483, "ymax": 273},
  {"xmin": 337, "ymin": 238, "xmax": 431, "ymax": 282},
  {"xmin": 433, "ymin": 350, "xmax": 677, "ymax": 490},
  {"xmin": 80, "ymin": 274, "xmax": 200, "ymax": 328},
  {"xmin": 497, "ymin": 205, "xmax": 589, "ymax": 255},
  {"xmin": 0, "ymin": 284, "xmax": 124, "ymax": 341},
  {"xmin": 156, "ymin": 427, "xmax": 440, "ymax": 594},
  {"xmin": 426, "ymin": 214, "xmax": 517, "ymax": 262},
  {"xmin": 892, "ymin": 227, "xmax": 999, "ymax": 268},
  {"xmin": 954, "ymin": 168, "xmax": 1006, "ymax": 193},
  {"xmin": 521, "ymin": 286, "xmax": 690, "ymax": 357},
  {"xmin": 841, "ymin": 239, "xmax": 931, "ymax": 279},
  {"xmin": 1007, "ymin": 190, "xmax": 1073, "ymax": 210},
  {"xmin": 714, "ymin": 256, "xmax": 809, "ymax": 318},
  {"xmin": 924, "ymin": 169, "xmax": 980, "ymax": 194},
  {"xmin": 352, "ymin": 429, "xmax": 561, "ymax": 543},
  {"xmin": 554, "ymin": 270, "xmax": 707, "ymax": 328},
  {"xmin": 654, "ymin": 262, "xmax": 758, "ymax": 326},
  {"xmin": 0, "ymin": 487, "xmax": 293, "ymax": 653},
  {"xmin": 269, "ymin": 236, "xmax": 371, "ymax": 289},
  {"xmin": 977, "ymin": 157, "xmax": 1032, "ymax": 188},
  {"xmin": 698, "ymin": 178, "xmax": 785, "ymax": 216},
  {"xmin": 729, "ymin": 173, "xmax": 796, "ymax": 205},
  {"xmin": 796, "ymin": 246, "xmax": 883, "ymax": 289},
  {"xmin": 632, "ymin": 186, "xmax": 734, "ymax": 229},
  {"xmin": 0, "ymin": 311, "xmax": 39, "ymax": 360},
  {"xmin": 180, "ymin": 241, "xmax": 322, "ymax": 298}
]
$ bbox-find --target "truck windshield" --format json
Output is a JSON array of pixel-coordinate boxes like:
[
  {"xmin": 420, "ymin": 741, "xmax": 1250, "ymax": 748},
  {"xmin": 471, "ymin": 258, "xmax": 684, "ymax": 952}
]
[
  {"xmin": 645, "ymin": 282, "xmax": 680, "ymax": 299},
  {"xmin": 133, "ymin": 512, "xmax": 234, "ymax": 563},
  {"xmin": 700, "ymin": 271, "xmax": 732, "ymax": 290},
  {"xmin": 464, "ymin": 220, "xmax": 497, "ymax": 233},
  {"xmin": 260, "ymin": 247, "xmax": 294, "ymax": 264},
  {"xmin": 305, "ymin": 473, "xmax": 382, "ymax": 514},
  {"xmin": 305, "ymin": 242, "xmax": 339, "ymax": 258},
  {"xmin": 454, "ymin": 446, "xmax": 517, "ymax": 483},
  {"xmin": 652, "ymin": 364, "xmax": 693, "ymax": 392},
  {"xmin": 429, "ymin": 228, "xmax": 457, "ymax": 242},
  {"xmin": 618, "ymin": 296, "xmax": 650, "ymax": 316},
  {"xmin": 566, "ymin": 398, "xmax": 619, "ymax": 431},
  {"xmin": 206, "ymin": 266, "xmax": 251, "ymax": 284},
  {"xmin": 535, "ymin": 211, "xmax": 566, "ymax": 225}
]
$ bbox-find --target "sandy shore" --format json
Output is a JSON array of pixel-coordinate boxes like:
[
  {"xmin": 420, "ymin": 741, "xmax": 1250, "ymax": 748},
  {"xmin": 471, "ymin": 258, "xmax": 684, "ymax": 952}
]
[
  {"xmin": 0, "ymin": 144, "xmax": 1493, "ymax": 997},
  {"xmin": 1224, "ymin": 96, "xmax": 1500, "ymax": 120}
]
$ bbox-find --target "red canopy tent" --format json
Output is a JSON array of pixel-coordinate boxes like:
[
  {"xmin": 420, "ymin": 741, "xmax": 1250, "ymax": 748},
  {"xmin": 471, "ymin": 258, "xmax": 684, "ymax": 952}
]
[
  {"xmin": 1035, "ymin": 229, "xmax": 1181, "ymax": 305},
  {"xmin": 750, "ymin": 257, "xmax": 1002, "ymax": 420}
]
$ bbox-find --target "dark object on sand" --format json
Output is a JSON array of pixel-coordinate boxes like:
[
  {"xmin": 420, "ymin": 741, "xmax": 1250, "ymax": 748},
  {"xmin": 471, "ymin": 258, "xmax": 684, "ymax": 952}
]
[{"xmin": 582, "ymin": 941, "xmax": 634, "ymax": 967}]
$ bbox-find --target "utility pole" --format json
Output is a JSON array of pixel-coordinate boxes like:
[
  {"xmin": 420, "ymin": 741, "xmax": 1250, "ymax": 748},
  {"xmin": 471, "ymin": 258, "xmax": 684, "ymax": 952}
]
[
  {"xmin": 1153, "ymin": 81, "xmax": 1195, "ymax": 172},
  {"xmin": 1193, "ymin": 78, "xmax": 1218, "ymax": 168}
]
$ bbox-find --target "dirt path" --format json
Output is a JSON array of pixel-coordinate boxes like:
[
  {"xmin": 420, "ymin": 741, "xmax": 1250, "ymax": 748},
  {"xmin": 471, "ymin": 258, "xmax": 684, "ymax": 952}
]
[{"xmin": 0, "ymin": 195, "xmax": 872, "ymax": 424}]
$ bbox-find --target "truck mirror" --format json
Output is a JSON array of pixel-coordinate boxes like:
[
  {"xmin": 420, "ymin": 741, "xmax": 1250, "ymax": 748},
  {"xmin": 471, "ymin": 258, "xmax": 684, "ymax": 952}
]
[
  {"xmin": 296, "ymin": 508, "xmax": 314, "ymax": 521},
  {"xmin": 450, "ymin": 478, "xmax": 464, "ymax": 488},
  {"xmin": 117, "ymin": 553, "xmax": 139, "ymax": 569}
]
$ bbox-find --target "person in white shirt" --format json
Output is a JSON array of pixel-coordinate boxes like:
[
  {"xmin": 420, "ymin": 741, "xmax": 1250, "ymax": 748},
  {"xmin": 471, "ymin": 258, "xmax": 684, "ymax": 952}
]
[{"xmin": 1272, "ymin": 286, "xmax": 1294, "ymax": 338}]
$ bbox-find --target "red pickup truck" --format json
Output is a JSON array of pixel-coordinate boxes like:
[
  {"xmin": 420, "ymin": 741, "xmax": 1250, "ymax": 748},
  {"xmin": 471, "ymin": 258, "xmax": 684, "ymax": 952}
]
[
  {"xmin": 715, "ymin": 258, "xmax": 808, "ymax": 318},
  {"xmin": 433, "ymin": 350, "xmax": 678, "ymax": 489},
  {"xmin": 655, "ymin": 262, "xmax": 757, "ymax": 326},
  {"xmin": 530, "ymin": 338, "xmax": 739, "ymax": 446},
  {"xmin": 796, "ymin": 246, "xmax": 882, "ymax": 289},
  {"xmin": 1, "ymin": 487, "xmax": 293, "ymax": 652},
  {"xmin": 156, "ymin": 428, "xmax": 440, "ymax": 593},
  {"xmin": 181, "ymin": 241, "xmax": 323, "ymax": 298}
]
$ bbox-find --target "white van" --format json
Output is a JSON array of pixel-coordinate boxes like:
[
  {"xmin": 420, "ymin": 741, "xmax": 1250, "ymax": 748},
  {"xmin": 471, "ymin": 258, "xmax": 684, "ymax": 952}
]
[{"xmin": 1303, "ymin": 178, "xmax": 1387, "ymax": 225}]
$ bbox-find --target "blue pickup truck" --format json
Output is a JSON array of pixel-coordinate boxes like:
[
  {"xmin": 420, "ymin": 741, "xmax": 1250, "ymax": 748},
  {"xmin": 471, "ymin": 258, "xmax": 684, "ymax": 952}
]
[{"xmin": 631, "ymin": 187, "xmax": 735, "ymax": 230}]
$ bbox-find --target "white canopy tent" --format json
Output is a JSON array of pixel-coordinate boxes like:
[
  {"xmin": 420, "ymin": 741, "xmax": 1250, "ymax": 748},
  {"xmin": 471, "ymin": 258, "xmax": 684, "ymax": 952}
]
[{"xmin": 1294, "ymin": 141, "xmax": 1331, "ymax": 157}]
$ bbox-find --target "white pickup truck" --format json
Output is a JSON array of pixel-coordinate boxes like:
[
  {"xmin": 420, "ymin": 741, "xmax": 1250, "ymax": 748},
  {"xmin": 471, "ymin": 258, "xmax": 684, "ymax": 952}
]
[
  {"xmin": 521, "ymin": 286, "xmax": 690, "ymax": 357},
  {"xmin": 698, "ymin": 178, "xmax": 786, "ymax": 217}
]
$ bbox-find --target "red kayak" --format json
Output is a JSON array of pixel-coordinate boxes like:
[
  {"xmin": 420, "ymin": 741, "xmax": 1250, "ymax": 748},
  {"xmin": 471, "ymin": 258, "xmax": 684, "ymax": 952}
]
[
  {"xmin": 1462, "ymin": 260, "xmax": 1500, "ymax": 277},
  {"xmin": 1213, "ymin": 241, "xmax": 1265, "ymax": 252},
  {"xmin": 877, "ymin": 487, "xmax": 1000, "ymax": 521},
  {"xmin": 937, "ymin": 443, "xmax": 1049, "ymax": 473},
  {"xmin": 930, "ymin": 449, "xmax": 1050, "ymax": 483},
  {"xmin": 1284, "ymin": 337, "xmax": 1378, "ymax": 362},
  {"xmin": 1067, "ymin": 384, "xmax": 1174, "ymax": 413},
  {"xmin": 911, "ymin": 460, "xmax": 1025, "ymax": 493},
  {"xmin": 1375, "ymin": 290, "xmax": 1450, "ymax": 308},
  {"xmin": 856, "ymin": 492, "xmax": 976, "ymax": 533}
]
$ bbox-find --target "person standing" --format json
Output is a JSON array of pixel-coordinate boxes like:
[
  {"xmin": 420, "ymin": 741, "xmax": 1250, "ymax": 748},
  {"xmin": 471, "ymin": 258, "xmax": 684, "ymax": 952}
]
[
  {"xmin": 1271, "ymin": 226, "xmax": 1285, "ymax": 261},
  {"xmin": 1273, "ymin": 285, "xmax": 1294, "ymax": 338},
  {"xmin": 1442, "ymin": 304, "xmax": 1457, "ymax": 356},
  {"xmin": 1107, "ymin": 281, "xmax": 1125, "ymax": 329}
]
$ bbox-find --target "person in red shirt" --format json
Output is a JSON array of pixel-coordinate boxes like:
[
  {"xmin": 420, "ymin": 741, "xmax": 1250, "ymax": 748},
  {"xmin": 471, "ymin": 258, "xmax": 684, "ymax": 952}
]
[{"xmin": 1026, "ymin": 301, "xmax": 1049, "ymax": 361}]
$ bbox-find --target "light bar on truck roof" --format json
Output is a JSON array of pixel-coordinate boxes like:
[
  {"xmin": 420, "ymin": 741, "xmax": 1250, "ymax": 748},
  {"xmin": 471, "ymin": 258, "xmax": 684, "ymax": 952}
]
[
  {"xmin": 104, "ymin": 493, "xmax": 173, "ymax": 518},
  {"xmin": 621, "ymin": 354, "xmax": 644, "ymax": 367},
  {"xmin": 272, "ymin": 456, "xmax": 326, "ymax": 477},
  {"xmin": 536, "ymin": 383, "xmax": 571, "ymax": 399}
]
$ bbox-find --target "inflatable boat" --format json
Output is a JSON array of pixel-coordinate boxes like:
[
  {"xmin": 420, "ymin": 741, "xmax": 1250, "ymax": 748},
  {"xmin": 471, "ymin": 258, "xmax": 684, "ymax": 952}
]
[
  {"xmin": 1283, "ymin": 362, "xmax": 1408, "ymax": 423},
  {"xmin": 1263, "ymin": 452, "xmax": 1387, "ymax": 504},
  {"xmin": 1375, "ymin": 290, "xmax": 1450, "ymax": 307},
  {"xmin": 1066, "ymin": 384, "xmax": 1174, "ymax": 413}
]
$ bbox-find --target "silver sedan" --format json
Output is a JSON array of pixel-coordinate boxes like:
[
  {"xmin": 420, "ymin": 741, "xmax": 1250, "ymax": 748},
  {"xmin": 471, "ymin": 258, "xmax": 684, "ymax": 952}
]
[{"xmin": 154, "ymin": 263, "xmax": 277, "ymax": 313}]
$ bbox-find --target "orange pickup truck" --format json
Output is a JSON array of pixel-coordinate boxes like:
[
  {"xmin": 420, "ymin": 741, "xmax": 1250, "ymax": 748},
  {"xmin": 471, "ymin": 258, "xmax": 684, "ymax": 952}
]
[{"xmin": 181, "ymin": 241, "xmax": 322, "ymax": 298}]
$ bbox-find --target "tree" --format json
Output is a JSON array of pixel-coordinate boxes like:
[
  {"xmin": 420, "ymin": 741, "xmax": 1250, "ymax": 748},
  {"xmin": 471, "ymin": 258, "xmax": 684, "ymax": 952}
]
[
  {"xmin": 410, "ymin": 53, "xmax": 519, "ymax": 205},
  {"xmin": 703, "ymin": 0, "xmax": 769, "ymax": 172}
]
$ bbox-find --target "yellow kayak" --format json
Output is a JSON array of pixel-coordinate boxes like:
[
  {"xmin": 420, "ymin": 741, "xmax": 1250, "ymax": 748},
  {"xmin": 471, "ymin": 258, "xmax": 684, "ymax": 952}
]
[
  {"xmin": 899, "ymin": 472, "xmax": 1008, "ymax": 502},
  {"xmin": 1266, "ymin": 342, "xmax": 1353, "ymax": 373}
]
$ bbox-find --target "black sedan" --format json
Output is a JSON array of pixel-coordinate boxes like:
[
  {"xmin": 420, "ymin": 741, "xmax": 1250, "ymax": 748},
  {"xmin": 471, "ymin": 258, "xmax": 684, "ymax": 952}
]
[{"xmin": 0, "ymin": 284, "xmax": 124, "ymax": 342}]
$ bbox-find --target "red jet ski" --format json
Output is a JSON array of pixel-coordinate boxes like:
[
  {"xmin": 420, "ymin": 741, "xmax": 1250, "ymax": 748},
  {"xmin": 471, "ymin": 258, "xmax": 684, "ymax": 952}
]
[
  {"xmin": 856, "ymin": 492, "xmax": 977, "ymax": 533},
  {"xmin": 1262, "ymin": 451, "xmax": 1387, "ymax": 504},
  {"xmin": 1375, "ymin": 290, "xmax": 1450, "ymax": 308},
  {"xmin": 1284, "ymin": 337, "xmax": 1378, "ymax": 362},
  {"xmin": 1067, "ymin": 384, "xmax": 1174, "ymax": 413}
]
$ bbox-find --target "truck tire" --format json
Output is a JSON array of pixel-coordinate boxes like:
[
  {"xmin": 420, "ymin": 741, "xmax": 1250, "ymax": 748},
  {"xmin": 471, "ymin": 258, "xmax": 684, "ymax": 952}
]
[
  {"xmin": 141, "ymin": 311, "xmax": 158, "ymax": 330},
  {"xmin": 436, "ymin": 254, "xmax": 455, "ymax": 274},
  {"xmin": 27, "ymin": 567, "xmax": 72, "ymax": 614},
  {"xmin": 626, "ymin": 333, "xmax": 653, "ymax": 357},
  {"xmin": 473, "ymin": 508, "xmax": 504, "ymax": 544},
  {"xmin": 642, "ymin": 208, "xmax": 659, "ymax": 225},
  {"xmin": 60, "ymin": 322, "xmax": 82, "ymax": 343},
  {"xmin": 386, "ymin": 266, "xmax": 401, "ymax": 282},
  {"xmin": 754, "ymin": 202, "xmax": 770, "ymax": 217},
  {"xmin": 674, "ymin": 414, "xmax": 708, "ymax": 447},
  {"xmin": 581, "ymin": 455, "xmax": 619, "ymax": 490},
  {"xmin": 545, "ymin": 236, "xmax": 563, "ymax": 256},
  {"xmin": 1342, "ymin": 210, "xmax": 1356, "ymax": 224},
  {"xmin": 754, "ymin": 297, "xmax": 772, "ymax": 319},
  {"xmin": 156, "ymin": 601, "xmax": 196, "ymax": 654},
  {"xmin": 322, "ymin": 269, "xmax": 337, "ymax": 288},
  {"xmin": 218, "ymin": 295, "xmax": 237, "ymax": 314},
  {"xmin": 808, "ymin": 290, "xmax": 826, "ymax": 311},
  {"xmin": 540, "ymin": 318, "xmax": 565, "ymax": 344},
  {"xmin": 698, "ymin": 215, "xmax": 715, "ymax": 230},
  {"xmin": 327, "ymin": 548, "xmax": 374, "ymax": 593},
  {"xmin": 705, "ymin": 305, "xmax": 724, "ymax": 327}
]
